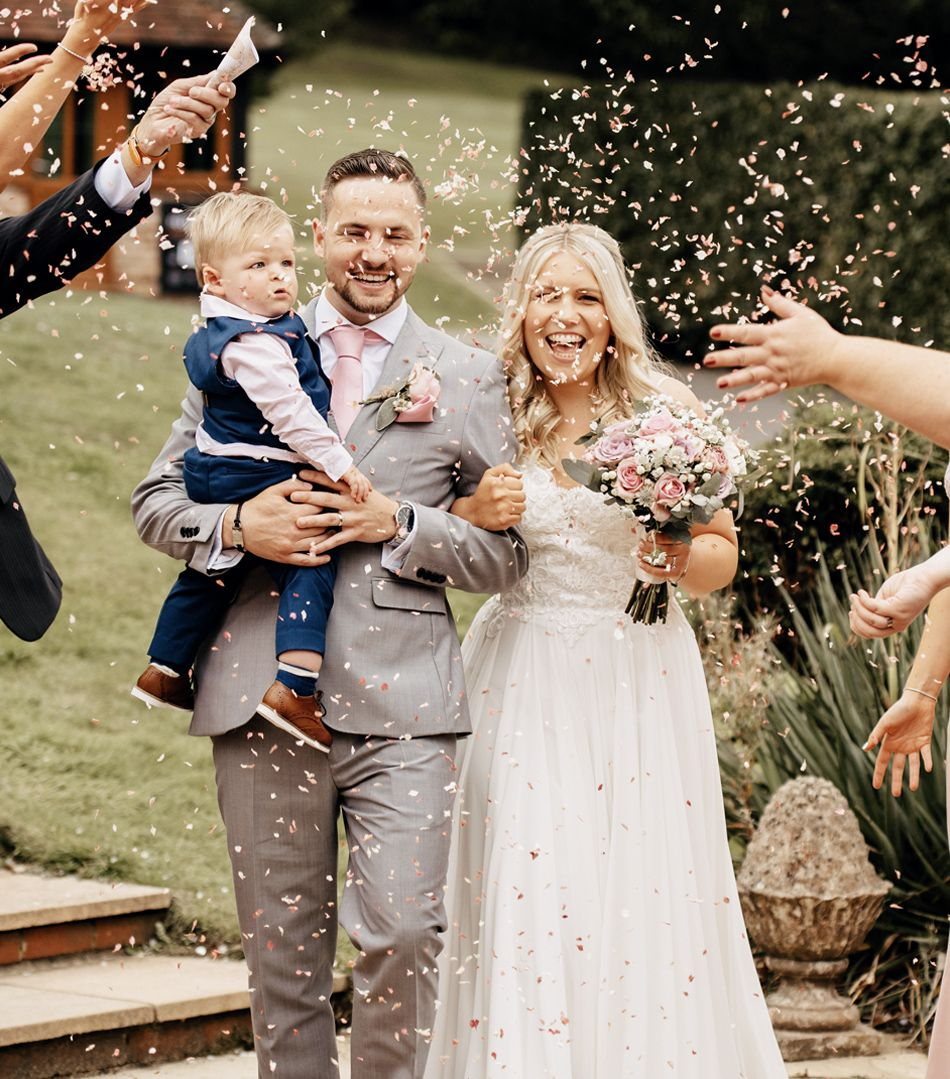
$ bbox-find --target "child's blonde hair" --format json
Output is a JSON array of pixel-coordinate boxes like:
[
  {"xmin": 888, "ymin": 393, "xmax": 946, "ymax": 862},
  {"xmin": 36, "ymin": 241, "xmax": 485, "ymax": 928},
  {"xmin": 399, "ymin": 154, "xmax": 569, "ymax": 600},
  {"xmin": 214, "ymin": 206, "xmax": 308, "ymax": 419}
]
[{"xmin": 187, "ymin": 192, "xmax": 293, "ymax": 284}]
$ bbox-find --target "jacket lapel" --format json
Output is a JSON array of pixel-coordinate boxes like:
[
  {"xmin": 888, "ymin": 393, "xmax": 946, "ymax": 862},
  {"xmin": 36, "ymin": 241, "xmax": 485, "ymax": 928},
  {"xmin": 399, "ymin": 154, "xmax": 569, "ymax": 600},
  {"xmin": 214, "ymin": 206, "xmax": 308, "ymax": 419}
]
[{"xmin": 298, "ymin": 301, "xmax": 443, "ymax": 467}]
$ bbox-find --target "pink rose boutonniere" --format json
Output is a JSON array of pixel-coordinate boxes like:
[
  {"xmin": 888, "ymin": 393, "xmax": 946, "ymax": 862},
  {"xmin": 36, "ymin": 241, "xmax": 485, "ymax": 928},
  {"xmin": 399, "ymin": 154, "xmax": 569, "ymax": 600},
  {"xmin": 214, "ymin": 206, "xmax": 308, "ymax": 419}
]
[{"xmin": 365, "ymin": 362, "xmax": 442, "ymax": 431}]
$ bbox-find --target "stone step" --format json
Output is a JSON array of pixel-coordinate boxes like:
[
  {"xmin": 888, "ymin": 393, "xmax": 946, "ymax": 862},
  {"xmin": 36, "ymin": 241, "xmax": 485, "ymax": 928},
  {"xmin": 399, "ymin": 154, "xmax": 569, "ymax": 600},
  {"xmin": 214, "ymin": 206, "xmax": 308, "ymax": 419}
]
[
  {"xmin": 787, "ymin": 1050, "xmax": 928, "ymax": 1078},
  {"xmin": 0, "ymin": 870, "xmax": 171, "ymax": 965},
  {"xmin": 87, "ymin": 1044, "xmax": 351, "ymax": 1078},
  {"xmin": 0, "ymin": 952, "xmax": 349, "ymax": 1078}
]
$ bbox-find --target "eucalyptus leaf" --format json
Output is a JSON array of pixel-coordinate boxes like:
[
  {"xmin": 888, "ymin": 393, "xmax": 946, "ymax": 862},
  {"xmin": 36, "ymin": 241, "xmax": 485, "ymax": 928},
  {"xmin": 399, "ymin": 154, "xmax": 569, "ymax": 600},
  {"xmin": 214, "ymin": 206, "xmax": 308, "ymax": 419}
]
[
  {"xmin": 561, "ymin": 458, "xmax": 599, "ymax": 489},
  {"xmin": 376, "ymin": 398, "xmax": 400, "ymax": 431},
  {"xmin": 659, "ymin": 523, "xmax": 692, "ymax": 545},
  {"xmin": 700, "ymin": 474, "xmax": 724, "ymax": 497}
]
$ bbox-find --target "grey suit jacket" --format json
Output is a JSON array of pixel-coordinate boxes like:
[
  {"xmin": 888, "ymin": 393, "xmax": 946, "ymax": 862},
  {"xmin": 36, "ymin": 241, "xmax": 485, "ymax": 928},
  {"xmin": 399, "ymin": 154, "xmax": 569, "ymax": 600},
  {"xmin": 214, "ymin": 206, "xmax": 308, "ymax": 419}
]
[{"xmin": 131, "ymin": 303, "xmax": 528, "ymax": 738}]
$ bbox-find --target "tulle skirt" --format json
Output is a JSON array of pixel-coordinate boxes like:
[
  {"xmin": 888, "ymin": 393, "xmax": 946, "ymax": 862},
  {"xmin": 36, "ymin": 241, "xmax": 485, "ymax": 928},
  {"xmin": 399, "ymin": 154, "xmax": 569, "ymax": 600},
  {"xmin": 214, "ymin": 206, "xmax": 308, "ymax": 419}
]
[{"xmin": 425, "ymin": 599, "xmax": 787, "ymax": 1078}]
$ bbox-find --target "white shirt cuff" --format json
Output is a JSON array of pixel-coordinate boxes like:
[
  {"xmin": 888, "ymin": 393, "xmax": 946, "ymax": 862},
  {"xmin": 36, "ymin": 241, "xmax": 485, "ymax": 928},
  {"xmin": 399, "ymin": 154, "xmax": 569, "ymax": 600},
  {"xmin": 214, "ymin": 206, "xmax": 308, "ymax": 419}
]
[
  {"xmin": 93, "ymin": 151, "xmax": 152, "ymax": 212},
  {"xmin": 204, "ymin": 508, "xmax": 245, "ymax": 573},
  {"xmin": 380, "ymin": 504, "xmax": 418, "ymax": 573}
]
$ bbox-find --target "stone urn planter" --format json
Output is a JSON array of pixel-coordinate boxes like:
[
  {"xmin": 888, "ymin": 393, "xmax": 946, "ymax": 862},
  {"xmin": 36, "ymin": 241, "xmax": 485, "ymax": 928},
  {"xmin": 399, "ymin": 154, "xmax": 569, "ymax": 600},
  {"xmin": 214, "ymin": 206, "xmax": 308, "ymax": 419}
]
[{"xmin": 737, "ymin": 776, "xmax": 891, "ymax": 1061}]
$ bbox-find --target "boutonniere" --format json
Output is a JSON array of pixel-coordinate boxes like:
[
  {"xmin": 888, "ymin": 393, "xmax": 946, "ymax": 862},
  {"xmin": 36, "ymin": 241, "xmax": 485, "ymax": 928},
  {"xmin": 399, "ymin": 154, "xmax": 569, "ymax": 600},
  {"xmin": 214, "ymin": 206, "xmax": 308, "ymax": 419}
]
[{"xmin": 363, "ymin": 362, "xmax": 442, "ymax": 432}]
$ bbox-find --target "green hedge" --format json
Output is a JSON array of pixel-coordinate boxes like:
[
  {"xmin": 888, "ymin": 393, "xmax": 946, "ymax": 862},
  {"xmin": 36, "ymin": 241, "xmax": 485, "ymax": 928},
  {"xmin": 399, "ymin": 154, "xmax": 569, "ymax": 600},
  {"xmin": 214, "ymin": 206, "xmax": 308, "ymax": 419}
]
[
  {"xmin": 735, "ymin": 399, "xmax": 948, "ymax": 619},
  {"xmin": 518, "ymin": 80, "xmax": 949, "ymax": 360},
  {"xmin": 355, "ymin": 2, "xmax": 949, "ymax": 86}
]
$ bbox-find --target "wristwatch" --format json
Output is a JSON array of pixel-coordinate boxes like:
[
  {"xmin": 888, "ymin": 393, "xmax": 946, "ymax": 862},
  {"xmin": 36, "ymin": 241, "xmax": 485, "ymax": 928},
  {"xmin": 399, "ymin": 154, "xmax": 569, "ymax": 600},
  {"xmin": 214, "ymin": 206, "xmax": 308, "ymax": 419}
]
[
  {"xmin": 393, "ymin": 501, "xmax": 415, "ymax": 543},
  {"xmin": 231, "ymin": 502, "xmax": 246, "ymax": 553}
]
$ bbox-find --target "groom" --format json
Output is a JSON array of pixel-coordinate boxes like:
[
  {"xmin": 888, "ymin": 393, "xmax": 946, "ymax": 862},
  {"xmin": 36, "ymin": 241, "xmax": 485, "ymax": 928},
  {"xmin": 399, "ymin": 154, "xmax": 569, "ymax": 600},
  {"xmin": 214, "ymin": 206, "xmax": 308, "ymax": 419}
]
[{"xmin": 131, "ymin": 148, "xmax": 527, "ymax": 1079}]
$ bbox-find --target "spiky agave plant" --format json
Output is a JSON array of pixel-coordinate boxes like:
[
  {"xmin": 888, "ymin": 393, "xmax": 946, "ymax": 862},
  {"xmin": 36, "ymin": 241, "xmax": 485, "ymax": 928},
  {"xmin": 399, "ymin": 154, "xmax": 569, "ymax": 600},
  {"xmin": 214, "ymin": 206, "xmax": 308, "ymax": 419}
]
[{"xmin": 759, "ymin": 543, "xmax": 949, "ymax": 1038}]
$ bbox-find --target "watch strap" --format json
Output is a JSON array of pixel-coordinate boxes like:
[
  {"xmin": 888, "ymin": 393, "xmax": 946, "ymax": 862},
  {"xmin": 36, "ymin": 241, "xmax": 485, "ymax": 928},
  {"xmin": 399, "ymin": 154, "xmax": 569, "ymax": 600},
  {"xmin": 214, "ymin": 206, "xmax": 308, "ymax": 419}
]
[{"xmin": 232, "ymin": 501, "xmax": 246, "ymax": 553}]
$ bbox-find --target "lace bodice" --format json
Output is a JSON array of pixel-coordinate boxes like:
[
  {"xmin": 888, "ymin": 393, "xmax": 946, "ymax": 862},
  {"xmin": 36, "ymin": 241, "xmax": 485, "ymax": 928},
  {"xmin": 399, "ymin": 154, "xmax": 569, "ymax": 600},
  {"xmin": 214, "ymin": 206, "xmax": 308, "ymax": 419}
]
[{"xmin": 479, "ymin": 466, "xmax": 685, "ymax": 643}]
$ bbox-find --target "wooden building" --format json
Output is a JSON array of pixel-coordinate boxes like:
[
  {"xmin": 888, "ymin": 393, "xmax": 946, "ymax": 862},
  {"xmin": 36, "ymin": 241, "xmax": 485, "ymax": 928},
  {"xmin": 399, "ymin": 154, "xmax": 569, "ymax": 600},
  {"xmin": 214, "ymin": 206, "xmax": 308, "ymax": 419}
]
[{"xmin": 0, "ymin": 1, "xmax": 280, "ymax": 294}]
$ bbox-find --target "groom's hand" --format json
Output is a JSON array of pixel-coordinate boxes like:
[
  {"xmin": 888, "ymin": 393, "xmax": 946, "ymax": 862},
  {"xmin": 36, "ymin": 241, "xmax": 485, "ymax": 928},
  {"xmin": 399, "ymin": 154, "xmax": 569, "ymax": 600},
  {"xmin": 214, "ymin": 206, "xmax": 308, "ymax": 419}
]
[
  {"xmin": 223, "ymin": 478, "xmax": 333, "ymax": 566},
  {"xmin": 291, "ymin": 470, "xmax": 399, "ymax": 553}
]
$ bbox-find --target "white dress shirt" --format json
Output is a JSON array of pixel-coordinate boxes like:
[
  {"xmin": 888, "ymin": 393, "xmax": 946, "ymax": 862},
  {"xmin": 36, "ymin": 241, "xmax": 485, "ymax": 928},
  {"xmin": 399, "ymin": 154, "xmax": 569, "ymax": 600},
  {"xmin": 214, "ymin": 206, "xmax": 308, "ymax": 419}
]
[
  {"xmin": 93, "ymin": 152, "xmax": 152, "ymax": 211},
  {"xmin": 208, "ymin": 289, "xmax": 415, "ymax": 571},
  {"xmin": 312, "ymin": 289, "xmax": 409, "ymax": 397},
  {"xmin": 194, "ymin": 294, "xmax": 353, "ymax": 482}
]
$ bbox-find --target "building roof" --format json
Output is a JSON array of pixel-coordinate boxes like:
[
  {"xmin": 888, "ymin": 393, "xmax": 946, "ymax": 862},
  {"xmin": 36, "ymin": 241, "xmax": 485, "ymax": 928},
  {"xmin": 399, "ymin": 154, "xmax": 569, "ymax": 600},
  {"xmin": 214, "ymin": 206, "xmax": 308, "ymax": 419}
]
[{"xmin": 1, "ymin": 1, "xmax": 282, "ymax": 52}]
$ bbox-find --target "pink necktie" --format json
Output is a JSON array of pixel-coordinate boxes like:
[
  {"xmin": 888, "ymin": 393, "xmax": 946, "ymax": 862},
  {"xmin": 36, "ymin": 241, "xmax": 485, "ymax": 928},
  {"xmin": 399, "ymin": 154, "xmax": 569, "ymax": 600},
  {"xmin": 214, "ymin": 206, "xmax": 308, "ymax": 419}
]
[{"xmin": 328, "ymin": 325, "xmax": 369, "ymax": 440}]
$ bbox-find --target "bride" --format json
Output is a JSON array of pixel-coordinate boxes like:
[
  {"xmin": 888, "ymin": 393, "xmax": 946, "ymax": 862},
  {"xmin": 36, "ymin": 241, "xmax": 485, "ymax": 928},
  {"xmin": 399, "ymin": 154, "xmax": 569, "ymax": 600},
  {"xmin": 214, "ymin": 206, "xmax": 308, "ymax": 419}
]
[{"xmin": 425, "ymin": 224, "xmax": 786, "ymax": 1078}]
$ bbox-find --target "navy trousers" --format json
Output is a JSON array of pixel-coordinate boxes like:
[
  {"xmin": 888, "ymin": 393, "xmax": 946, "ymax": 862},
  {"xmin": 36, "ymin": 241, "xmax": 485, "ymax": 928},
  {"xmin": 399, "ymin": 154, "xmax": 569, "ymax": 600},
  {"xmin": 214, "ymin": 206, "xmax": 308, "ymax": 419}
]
[{"xmin": 146, "ymin": 451, "xmax": 335, "ymax": 671}]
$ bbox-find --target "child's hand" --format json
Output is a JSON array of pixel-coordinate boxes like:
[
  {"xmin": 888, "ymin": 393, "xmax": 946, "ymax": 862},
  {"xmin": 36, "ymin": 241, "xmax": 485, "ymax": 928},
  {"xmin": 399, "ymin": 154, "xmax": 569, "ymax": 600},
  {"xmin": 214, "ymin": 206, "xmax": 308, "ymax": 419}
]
[
  {"xmin": 451, "ymin": 463, "xmax": 525, "ymax": 531},
  {"xmin": 342, "ymin": 466, "xmax": 372, "ymax": 502}
]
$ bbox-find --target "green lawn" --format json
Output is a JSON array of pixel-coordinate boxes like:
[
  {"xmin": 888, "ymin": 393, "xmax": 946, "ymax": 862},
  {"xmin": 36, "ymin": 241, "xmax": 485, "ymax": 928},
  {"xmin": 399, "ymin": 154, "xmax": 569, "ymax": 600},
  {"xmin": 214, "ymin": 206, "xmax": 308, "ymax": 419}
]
[
  {"xmin": 0, "ymin": 42, "xmax": 552, "ymax": 947},
  {"xmin": 245, "ymin": 41, "xmax": 563, "ymax": 337}
]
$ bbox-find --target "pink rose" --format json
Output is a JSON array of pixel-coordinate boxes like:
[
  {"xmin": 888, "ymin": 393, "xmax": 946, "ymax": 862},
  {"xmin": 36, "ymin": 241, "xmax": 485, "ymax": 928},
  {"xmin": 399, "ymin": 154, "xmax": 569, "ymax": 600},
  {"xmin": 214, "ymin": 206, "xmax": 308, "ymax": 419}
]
[
  {"xmin": 638, "ymin": 408, "xmax": 675, "ymax": 436},
  {"xmin": 396, "ymin": 364, "xmax": 441, "ymax": 423},
  {"xmin": 590, "ymin": 423, "xmax": 636, "ymax": 464},
  {"xmin": 654, "ymin": 473, "xmax": 687, "ymax": 509},
  {"xmin": 703, "ymin": 446, "xmax": 730, "ymax": 474},
  {"xmin": 674, "ymin": 434, "xmax": 704, "ymax": 459},
  {"xmin": 396, "ymin": 397, "xmax": 437, "ymax": 423},
  {"xmin": 613, "ymin": 457, "xmax": 645, "ymax": 500},
  {"xmin": 408, "ymin": 363, "xmax": 441, "ymax": 403}
]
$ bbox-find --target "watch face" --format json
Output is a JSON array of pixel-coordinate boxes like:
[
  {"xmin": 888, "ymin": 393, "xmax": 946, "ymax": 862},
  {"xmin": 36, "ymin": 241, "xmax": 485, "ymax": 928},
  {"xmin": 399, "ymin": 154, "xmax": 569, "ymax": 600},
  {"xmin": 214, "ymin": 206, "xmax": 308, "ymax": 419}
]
[{"xmin": 395, "ymin": 503, "xmax": 414, "ymax": 539}]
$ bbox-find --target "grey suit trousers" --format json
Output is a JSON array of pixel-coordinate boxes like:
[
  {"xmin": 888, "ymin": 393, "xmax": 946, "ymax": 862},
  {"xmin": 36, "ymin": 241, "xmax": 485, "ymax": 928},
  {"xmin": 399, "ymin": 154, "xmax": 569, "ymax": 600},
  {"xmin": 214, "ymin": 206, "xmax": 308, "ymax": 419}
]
[{"xmin": 213, "ymin": 716, "xmax": 458, "ymax": 1079}]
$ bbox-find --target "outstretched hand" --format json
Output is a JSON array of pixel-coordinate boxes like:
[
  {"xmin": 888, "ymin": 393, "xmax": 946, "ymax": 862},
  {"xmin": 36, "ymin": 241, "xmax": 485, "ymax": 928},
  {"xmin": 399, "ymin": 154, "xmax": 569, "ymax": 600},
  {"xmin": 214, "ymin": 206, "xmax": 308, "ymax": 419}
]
[
  {"xmin": 0, "ymin": 44, "xmax": 52, "ymax": 91},
  {"xmin": 66, "ymin": 0, "xmax": 153, "ymax": 53},
  {"xmin": 849, "ymin": 566, "xmax": 940, "ymax": 639},
  {"xmin": 863, "ymin": 691, "xmax": 936, "ymax": 797},
  {"xmin": 705, "ymin": 286, "xmax": 842, "ymax": 403}
]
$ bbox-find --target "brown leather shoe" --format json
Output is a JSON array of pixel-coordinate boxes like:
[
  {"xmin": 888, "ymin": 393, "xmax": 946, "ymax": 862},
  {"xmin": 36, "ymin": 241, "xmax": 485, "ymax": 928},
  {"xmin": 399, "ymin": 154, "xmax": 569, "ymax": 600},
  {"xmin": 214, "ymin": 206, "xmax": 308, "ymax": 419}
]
[
  {"xmin": 131, "ymin": 664, "xmax": 195, "ymax": 711},
  {"xmin": 256, "ymin": 680, "xmax": 332, "ymax": 753}
]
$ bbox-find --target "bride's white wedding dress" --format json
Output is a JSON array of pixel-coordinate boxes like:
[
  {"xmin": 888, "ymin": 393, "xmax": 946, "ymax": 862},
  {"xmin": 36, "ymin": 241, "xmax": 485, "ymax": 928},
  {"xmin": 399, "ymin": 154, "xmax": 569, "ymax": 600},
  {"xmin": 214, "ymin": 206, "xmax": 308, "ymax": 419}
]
[{"xmin": 426, "ymin": 465, "xmax": 786, "ymax": 1078}]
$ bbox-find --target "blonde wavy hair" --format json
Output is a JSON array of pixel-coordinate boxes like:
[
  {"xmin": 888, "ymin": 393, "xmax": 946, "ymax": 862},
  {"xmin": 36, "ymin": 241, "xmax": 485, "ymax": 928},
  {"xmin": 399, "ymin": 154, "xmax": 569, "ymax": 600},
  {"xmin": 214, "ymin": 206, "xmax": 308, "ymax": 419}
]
[
  {"xmin": 499, "ymin": 223, "xmax": 665, "ymax": 467},
  {"xmin": 187, "ymin": 192, "xmax": 293, "ymax": 285}
]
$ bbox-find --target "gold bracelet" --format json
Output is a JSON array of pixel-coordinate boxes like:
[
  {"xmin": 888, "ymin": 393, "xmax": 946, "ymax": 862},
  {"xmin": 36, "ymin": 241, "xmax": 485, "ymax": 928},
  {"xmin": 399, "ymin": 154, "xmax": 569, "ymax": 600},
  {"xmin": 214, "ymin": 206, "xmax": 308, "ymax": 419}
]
[
  {"xmin": 125, "ymin": 125, "xmax": 171, "ymax": 167},
  {"xmin": 57, "ymin": 42, "xmax": 93, "ymax": 64},
  {"xmin": 906, "ymin": 686, "xmax": 939, "ymax": 702}
]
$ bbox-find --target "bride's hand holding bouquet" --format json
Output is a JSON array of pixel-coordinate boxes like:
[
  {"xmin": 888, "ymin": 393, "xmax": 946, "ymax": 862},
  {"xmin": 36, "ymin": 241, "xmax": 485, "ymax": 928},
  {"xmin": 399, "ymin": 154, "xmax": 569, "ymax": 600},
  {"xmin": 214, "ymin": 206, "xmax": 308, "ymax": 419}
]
[{"xmin": 563, "ymin": 393, "xmax": 757, "ymax": 623}]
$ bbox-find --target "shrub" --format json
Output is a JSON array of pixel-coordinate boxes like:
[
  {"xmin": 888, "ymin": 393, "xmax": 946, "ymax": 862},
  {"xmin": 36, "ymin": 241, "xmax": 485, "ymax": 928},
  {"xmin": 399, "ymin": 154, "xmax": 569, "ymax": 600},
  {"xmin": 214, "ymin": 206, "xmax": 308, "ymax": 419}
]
[
  {"xmin": 516, "ymin": 79, "xmax": 950, "ymax": 359},
  {"xmin": 352, "ymin": 2, "xmax": 948, "ymax": 87},
  {"xmin": 735, "ymin": 398, "xmax": 948, "ymax": 619},
  {"xmin": 759, "ymin": 548, "xmax": 949, "ymax": 1037}
]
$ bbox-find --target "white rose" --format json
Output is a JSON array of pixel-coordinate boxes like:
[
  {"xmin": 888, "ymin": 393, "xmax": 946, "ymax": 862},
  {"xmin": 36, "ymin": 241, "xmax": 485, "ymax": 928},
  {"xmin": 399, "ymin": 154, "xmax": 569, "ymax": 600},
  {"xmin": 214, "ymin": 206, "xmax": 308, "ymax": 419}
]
[{"xmin": 723, "ymin": 438, "xmax": 746, "ymax": 476}]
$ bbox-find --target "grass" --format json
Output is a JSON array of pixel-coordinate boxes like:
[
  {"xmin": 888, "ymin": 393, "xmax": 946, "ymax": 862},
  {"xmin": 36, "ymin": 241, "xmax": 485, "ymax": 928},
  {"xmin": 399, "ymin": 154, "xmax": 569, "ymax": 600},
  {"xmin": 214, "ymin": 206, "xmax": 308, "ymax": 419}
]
[
  {"xmin": 0, "ymin": 41, "xmax": 555, "ymax": 949},
  {"xmin": 245, "ymin": 41, "xmax": 564, "ymax": 338}
]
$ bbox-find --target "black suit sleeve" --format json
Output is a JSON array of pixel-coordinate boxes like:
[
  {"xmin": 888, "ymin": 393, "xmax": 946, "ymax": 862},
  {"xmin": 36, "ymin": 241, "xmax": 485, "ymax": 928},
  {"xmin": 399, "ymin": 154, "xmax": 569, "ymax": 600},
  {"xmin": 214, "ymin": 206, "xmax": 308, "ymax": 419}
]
[{"xmin": 0, "ymin": 158, "xmax": 153, "ymax": 318}]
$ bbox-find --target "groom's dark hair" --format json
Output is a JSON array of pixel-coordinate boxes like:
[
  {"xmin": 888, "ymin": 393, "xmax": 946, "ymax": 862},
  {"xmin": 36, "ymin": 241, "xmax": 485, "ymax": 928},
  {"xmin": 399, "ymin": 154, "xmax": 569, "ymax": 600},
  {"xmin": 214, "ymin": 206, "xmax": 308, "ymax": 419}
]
[{"xmin": 320, "ymin": 148, "xmax": 427, "ymax": 219}]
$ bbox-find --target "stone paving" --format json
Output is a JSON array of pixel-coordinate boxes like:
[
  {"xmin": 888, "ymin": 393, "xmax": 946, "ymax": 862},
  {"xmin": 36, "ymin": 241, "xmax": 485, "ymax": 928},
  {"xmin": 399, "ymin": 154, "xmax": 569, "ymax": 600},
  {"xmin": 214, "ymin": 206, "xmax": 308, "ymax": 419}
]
[{"xmin": 88, "ymin": 1041, "xmax": 929, "ymax": 1079}]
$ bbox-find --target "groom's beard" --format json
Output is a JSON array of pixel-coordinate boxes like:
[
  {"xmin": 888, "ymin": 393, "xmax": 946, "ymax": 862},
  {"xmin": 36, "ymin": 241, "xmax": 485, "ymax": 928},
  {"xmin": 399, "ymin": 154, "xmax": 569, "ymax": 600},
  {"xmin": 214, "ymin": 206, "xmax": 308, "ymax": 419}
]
[{"xmin": 338, "ymin": 267, "xmax": 410, "ymax": 316}]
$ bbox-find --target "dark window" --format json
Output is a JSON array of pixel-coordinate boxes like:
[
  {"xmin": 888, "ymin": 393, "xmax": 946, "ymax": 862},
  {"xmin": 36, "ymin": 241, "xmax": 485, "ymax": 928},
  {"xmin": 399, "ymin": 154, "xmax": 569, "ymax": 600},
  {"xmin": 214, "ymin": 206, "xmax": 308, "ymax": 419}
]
[
  {"xmin": 32, "ymin": 108, "xmax": 64, "ymax": 177},
  {"xmin": 71, "ymin": 93, "xmax": 97, "ymax": 174}
]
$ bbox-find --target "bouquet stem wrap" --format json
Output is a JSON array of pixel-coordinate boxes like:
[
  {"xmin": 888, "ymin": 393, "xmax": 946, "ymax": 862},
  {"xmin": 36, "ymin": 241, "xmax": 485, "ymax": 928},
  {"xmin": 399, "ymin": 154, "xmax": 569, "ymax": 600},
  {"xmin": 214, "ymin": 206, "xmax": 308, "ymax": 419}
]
[{"xmin": 626, "ymin": 537, "xmax": 674, "ymax": 624}]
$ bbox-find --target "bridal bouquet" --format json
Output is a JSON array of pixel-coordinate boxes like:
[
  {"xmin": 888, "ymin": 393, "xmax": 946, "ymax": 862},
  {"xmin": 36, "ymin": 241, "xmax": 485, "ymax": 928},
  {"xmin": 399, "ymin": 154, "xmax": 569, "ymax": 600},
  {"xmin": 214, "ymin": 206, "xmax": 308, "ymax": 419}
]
[{"xmin": 563, "ymin": 394, "xmax": 757, "ymax": 624}]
